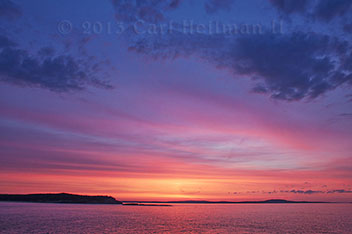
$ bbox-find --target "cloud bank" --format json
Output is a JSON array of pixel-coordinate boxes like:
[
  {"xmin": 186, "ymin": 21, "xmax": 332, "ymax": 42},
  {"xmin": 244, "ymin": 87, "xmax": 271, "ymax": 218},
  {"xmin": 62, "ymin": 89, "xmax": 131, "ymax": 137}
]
[
  {"xmin": 0, "ymin": 0, "xmax": 112, "ymax": 92},
  {"xmin": 0, "ymin": 35, "xmax": 112, "ymax": 92},
  {"xmin": 112, "ymin": 0, "xmax": 352, "ymax": 101}
]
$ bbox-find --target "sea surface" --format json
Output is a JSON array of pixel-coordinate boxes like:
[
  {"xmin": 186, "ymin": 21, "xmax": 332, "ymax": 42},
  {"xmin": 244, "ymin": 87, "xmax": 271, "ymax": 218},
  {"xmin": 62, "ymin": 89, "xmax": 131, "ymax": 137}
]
[{"xmin": 0, "ymin": 202, "xmax": 351, "ymax": 233}]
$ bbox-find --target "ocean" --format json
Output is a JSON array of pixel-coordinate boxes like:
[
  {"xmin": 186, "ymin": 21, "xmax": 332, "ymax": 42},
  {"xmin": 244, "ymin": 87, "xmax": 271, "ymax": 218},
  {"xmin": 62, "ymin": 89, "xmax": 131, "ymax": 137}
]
[{"xmin": 0, "ymin": 202, "xmax": 351, "ymax": 233}]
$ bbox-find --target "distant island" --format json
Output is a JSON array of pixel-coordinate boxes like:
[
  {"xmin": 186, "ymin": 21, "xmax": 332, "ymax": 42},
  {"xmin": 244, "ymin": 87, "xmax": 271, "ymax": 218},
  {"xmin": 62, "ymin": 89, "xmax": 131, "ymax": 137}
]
[
  {"xmin": 123, "ymin": 203, "xmax": 172, "ymax": 206},
  {"xmin": 0, "ymin": 193, "xmax": 122, "ymax": 204}
]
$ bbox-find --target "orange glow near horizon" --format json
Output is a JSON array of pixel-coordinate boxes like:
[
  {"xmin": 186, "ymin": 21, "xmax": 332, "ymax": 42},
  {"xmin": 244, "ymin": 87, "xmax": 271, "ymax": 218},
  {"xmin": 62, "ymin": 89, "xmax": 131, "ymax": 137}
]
[{"xmin": 1, "ymin": 156, "xmax": 351, "ymax": 202}]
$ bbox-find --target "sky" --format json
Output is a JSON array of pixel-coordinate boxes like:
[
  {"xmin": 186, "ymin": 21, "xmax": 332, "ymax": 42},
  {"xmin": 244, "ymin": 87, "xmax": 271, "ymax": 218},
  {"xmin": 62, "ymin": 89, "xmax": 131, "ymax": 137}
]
[{"xmin": 0, "ymin": 0, "xmax": 352, "ymax": 202}]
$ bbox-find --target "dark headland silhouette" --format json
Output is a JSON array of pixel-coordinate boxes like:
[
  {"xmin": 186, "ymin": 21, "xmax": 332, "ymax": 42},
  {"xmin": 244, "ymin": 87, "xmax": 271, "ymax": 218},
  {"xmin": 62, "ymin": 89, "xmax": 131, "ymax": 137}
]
[
  {"xmin": 0, "ymin": 193, "xmax": 122, "ymax": 204},
  {"xmin": 0, "ymin": 193, "xmax": 169, "ymax": 206},
  {"xmin": 0, "ymin": 193, "xmax": 333, "ymax": 205}
]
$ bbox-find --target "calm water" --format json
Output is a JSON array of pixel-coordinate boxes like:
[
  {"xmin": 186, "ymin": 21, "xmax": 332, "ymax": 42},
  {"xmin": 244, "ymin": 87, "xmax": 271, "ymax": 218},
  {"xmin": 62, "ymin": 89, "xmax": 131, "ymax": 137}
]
[{"xmin": 0, "ymin": 202, "xmax": 351, "ymax": 234}]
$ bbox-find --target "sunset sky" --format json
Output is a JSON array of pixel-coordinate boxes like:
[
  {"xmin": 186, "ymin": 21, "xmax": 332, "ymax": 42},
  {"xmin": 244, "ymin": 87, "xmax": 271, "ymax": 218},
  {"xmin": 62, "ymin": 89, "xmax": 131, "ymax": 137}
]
[{"xmin": 0, "ymin": 0, "xmax": 352, "ymax": 202}]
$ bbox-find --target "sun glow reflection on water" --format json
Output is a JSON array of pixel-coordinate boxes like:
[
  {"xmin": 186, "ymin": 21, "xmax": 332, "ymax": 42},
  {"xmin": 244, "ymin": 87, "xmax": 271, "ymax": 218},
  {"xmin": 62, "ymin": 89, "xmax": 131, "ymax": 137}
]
[{"xmin": 0, "ymin": 202, "xmax": 351, "ymax": 233}]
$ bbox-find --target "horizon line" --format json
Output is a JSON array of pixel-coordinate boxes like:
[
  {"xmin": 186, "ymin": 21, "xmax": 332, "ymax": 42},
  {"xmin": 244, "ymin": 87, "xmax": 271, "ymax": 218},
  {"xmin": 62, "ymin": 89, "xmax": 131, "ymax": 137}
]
[{"xmin": 1, "ymin": 193, "xmax": 351, "ymax": 204}]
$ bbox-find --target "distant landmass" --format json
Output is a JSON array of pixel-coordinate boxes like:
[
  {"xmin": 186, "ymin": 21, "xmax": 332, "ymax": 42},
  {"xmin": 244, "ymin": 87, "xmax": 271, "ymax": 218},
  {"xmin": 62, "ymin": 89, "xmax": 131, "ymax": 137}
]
[
  {"xmin": 0, "ymin": 193, "xmax": 122, "ymax": 204},
  {"xmin": 123, "ymin": 199, "xmax": 331, "ymax": 204}
]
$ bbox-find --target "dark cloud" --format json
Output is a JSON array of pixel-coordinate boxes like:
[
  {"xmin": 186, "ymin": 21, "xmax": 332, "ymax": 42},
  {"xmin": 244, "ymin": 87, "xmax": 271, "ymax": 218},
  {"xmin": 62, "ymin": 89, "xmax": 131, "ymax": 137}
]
[
  {"xmin": 0, "ymin": 0, "xmax": 21, "ymax": 20},
  {"xmin": 289, "ymin": 189, "xmax": 324, "ymax": 194},
  {"xmin": 340, "ymin": 113, "xmax": 352, "ymax": 117},
  {"xmin": 38, "ymin": 47, "xmax": 55, "ymax": 57},
  {"xmin": 111, "ymin": 0, "xmax": 180, "ymax": 23},
  {"xmin": 239, "ymin": 189, "xmax": 352, "ymax": 195},
  {"xmin": 270, "ymin": 0, "xmax": 352, "ymax": 22},
  {"xmin": 278, "ymin": 189, "xmax": 324, "ymax": 194},
  {"xmin": 343, "ymin": 24, "xmax": 352, "ymax": 34},
  {"xmin": 112, "ymin": 0, "xmax": 352, "ymax": 101},
  {"xmin": 111, "ymin": 0, "xmax": 233, "ymax": 23},
  {"xmin": 0, "ymin": 34, "xmax": 16, "ymax": 47},
  {"xmin": 270, "ymin": 0, "xmax": 308, "ymax": 15},
  {"xmin": 327, "ymin": 189, "xmax": 352, "ymax": 194},
  {"xmin": 128, "ymin": 30, "xmax": 352, "ymax": 101},
  {"xmin": 281, "ymin": 189, "xmax": 352, "ymax": 194},
  {"xmin": 253, "ymin": 189, "xmax": 326, "ymax": 194},
  {"xmin": 204, "ymin": 0, "xmax": 233, "ymax": 14},
  {"xmin": 314, "ymin": 0, "xmax": 352, "ymax": 22},
  {"xmin": 232, "ymin": 33, "xmax": 351, "ymax": 100},
  {"xmin": 0, "ymin": 35, "xmax": 112, "ymax": 92}
]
